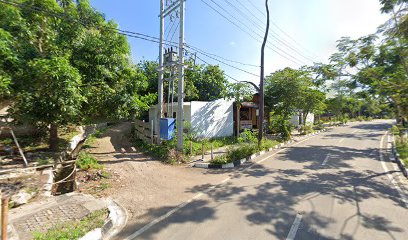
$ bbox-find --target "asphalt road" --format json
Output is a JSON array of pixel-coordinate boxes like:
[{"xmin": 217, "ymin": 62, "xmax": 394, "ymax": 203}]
[{"xmin": 126, "ymin": 120, "xmax": 408, "ymax": 240}]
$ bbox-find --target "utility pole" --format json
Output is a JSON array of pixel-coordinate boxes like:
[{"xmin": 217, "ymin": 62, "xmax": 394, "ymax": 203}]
[
  {"xmin": 177, "ymin": 0, "xmax": 185, "ymax": 151},
  {"xmin": 157, "ymin": 0, "xmax": 165, "ymax": 144},
  {"xmin": 258, "ymin": 0, "xmax": 269, "ymax": 145}
]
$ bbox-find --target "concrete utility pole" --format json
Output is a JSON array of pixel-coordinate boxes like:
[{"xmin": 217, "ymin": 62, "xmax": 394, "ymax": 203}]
[
  {"xmin": 177, "ymin": 0, "xmax": 185, "ymax": 151},
  {"xmin": 258, "ymin": 0, "xmax": 269, "ymax": 145},
  {"xmin": 157, "ymin": 0, "xmax": 165, "ymax": 144}
]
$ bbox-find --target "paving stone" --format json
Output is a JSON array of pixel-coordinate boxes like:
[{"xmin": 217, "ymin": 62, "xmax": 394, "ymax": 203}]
[{"xmin": 13, "ymin": 203, "xmax": 90, "ymax": 240}]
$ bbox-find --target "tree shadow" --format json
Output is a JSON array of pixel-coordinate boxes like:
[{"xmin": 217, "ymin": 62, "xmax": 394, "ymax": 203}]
[{"xmin": 115, "ymin": 199, "xmax": 216, "ymax": 240}]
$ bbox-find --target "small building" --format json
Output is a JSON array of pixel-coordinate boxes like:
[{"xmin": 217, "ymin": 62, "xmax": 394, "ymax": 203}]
[
  {"xmin": 149, "ymin": 99, "xmax": 235, "ymax": 139},
  {"xmin": 290, "ymin": 111, "xmax": 315, "ymax": 127}
]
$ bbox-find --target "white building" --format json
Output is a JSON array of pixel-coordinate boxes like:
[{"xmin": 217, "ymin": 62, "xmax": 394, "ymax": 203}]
[{"xmin": 149, "ymin": 99, "xmax": 234, "ymax": 139}]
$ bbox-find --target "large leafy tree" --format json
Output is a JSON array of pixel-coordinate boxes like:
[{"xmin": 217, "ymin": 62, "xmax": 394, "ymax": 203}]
[
  {"xmin": 265, "ymin": 67, "xmax": 325, "ymax": 137},
  {"xmin": 0, "ymin": 0, "xmax": 144, "ymax": 149}
]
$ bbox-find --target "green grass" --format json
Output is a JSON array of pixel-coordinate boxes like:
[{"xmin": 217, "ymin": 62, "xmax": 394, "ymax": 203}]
[
  {"xmin": 396, "ymin": 141, "xmax": 408, "ymax": 166},
  {"xmin": 186, "ymin": 136, "xmax": 238, "ymax": 156},
  {"xmin": 76, "ymin": 152, "xmax": 102, "ymax": 170},
  {"xmin": 82, "ymin": 128, "xmax": 108, "ymax": 149},
  {"xmin": 33, "ymin": 208, "xmax": 108, "ymax": 240},
  {"xmin": 210, "ymin": 139, "xmax": 280, "ymax": 165}
]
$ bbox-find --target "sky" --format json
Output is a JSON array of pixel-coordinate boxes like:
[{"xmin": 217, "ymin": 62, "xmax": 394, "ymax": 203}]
[{"xmin": 89, "ymin": 0, "xmax": 389, "ymax": 85}]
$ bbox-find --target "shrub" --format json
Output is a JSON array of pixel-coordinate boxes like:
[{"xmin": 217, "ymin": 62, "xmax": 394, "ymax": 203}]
[
  {"xmin": 391, "ymin": 125, "xmax": 400, "ymax": 135},
  {"xmin": 166, "ymin": 148, "xmax": 188, "ymax": 164},
  {"xmin": 76, "ymin": 152, "xmax": 102, "ymax": 170},
  {"xmin": 238, "ymin": 129, "xmax": 258, "ymax": 144},
  {"xmin": 299, "ymin": 124, "xmax": 313, "ymax": 135}
]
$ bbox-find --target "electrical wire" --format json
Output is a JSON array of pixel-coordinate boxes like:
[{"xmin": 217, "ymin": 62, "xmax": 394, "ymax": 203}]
[
  {"xmin": 222, "ymin": 0, "xmax": 315, "ymax": 63},
  {"xmin": 0, "ymin": 0, "xmax": 259, "ymax": 77},
  {"xmin": 241, "ymin": 0, "xmax": 319, "ymax": 59},
  {"xmin": 200, "ymin": 0, "xmax": 306, "ymax": 66},
  {"xmin": 214, "ymin": 0, "xmax": 315, "ymax": 63}
]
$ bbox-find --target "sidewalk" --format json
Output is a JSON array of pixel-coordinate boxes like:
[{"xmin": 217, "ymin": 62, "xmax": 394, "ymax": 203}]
[{"xmin": 6, "ymin": 193, "xmax": 107, "ymax": 240}]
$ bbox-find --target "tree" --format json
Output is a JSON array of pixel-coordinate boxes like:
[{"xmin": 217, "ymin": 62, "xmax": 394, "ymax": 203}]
[
  {"xmin": 1, "ymin": 0, "xmax": 145, "ymax": 149},
  {"xmin": 11, "ymin": 57, "xmax": 83, "ymax": 150},
  {"xmin": 297, "ymin": 89, "xmax": 326, "ymax": 128},
  {"xmin": 264, "ymin": 68, "xmax": 314, "ymax": 138}
]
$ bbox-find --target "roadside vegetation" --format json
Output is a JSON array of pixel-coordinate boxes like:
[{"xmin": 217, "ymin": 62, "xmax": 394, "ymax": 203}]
[
  {"xmin": 33, "ymin": 208, "xmax": 108, "ymax": 240},
  {"xmin": 392, "ymin": 125, "xmax": 408, "ymax": 166},
  {"xmin": 210, "ymin": 130, "xmax": 280, "ymax": 165}
]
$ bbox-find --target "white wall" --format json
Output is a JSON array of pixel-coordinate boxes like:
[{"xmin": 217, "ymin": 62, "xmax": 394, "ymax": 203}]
[
  {"xmin": 290, "ymin": 112, "xmax": 315, "ymax": 127},
  {"xmin": 190, "ymin": 99, "xmax": 234, "ymax": 139}
]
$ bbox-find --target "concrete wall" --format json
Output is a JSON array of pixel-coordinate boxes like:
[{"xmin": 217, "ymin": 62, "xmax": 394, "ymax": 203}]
[{"xmin": 190, "ymin": 99, "xmax": 234, "ymax": 139}]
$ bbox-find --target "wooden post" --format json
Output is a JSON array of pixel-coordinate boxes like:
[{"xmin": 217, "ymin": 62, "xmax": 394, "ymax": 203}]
[
  {"xmin": 10, "ymin": 129, "xmax": 28, "ymax": 167},
  {"xmin": 151, "ymin": 120, "xmax": 154, "ymax": 144},
  {"xmin": 211, "ymin": 143, "xmax": 213, "ymax": 160},
  {"xmin": 1, "ymin": 197, "xmax": 8, "ymax": 240},
  {"xmin": 201, "ymin": 142, "xmax": 204, "ymax": 160},
  {"xmin": 190, "ymin": 140, "xmax": 193, "ymax": 155}
]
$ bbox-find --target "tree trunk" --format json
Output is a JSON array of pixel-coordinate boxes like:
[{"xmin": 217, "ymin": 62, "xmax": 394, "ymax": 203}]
[{"xmin": 49, "ymin": 123, "xmax": 58, "ymax": 151}]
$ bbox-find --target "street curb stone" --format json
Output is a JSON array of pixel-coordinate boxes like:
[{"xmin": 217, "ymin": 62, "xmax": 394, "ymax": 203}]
[
  {"xmin": 390, "ymin": 135, "xmax": 408, "ymax": 178},
  {"xmin": 193, "ymin": 128, "xmax": 328, "ymax": 169}
]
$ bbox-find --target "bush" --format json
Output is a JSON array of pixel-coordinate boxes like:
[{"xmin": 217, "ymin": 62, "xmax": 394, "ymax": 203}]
[
  {"xmin": 238, "ymin": 129, "xmax": 258, "ymax": 144},
  {"xmin": 210, "ymin": 139, "xmax": 280, "ymax": 165},
  {"xmin": 391, "ymin": 125, "xmax": 400, "ymax": 135},
  {"xmin": 76, "ymin": 152, "xmax": 102, "ymax": 170},
  {"xmin": 299, "ymin": 124, "xmax": 313, "ymax": 135}
]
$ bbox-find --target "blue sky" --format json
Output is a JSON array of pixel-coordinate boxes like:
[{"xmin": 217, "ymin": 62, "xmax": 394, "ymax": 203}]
[{"xmin": 89, "ymin": 0, "xmax": 388, "ymax": 84}]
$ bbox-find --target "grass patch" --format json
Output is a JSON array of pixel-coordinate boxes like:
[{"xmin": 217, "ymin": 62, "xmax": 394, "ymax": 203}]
[
  {"xmin": 210, "ymin": 139, "xmax": 280, "ymax": 165},
  {"xmin": 132, "ymin": 135, "xmax": 238, "ymax": 164},
  {"xmin": 82, "ymin": 128, "xmax": 108, "ymax": 149},
  {"xmin": 76, "ymin": 152, "xmax": 102, "ymax": 170},
  {"xmin": 33, "ymin": 208, "xmax": 108, "ymax": 240},
  {"xmin": 396, "ymin": 141, "xmax": 408, "ymax": 166}
]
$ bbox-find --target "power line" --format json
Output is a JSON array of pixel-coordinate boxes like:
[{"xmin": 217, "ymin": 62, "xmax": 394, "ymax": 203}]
[
  {"xmin": 231, "ymin": 0, "xmax": 317, "ymax": 62},
  {"xmin": 1, "ymin": 0, "xmax": 260, "ymax": 70},
  {"xmin": 186, "ymin": 44, "xmax": 260, "ymax": 67},
  {"xmin": 241, "ymin": 0, "xmax": 319, "ymax": 59},
  {"xmin": 218, "ymin": 0, "xmax": 315, "ymax": 63},
  {"xmin": 201, "ymin": 0, "xmax": 307, "ymax": 65},
  {"xmin": 194, "ymin": 54, "xmax": 241, "ymax": 82}
]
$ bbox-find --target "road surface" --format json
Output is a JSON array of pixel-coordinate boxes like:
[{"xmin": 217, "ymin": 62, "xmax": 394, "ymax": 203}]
[{"xmin": 124, "ymin": 120, "xmax": 408, "ymax": 240}]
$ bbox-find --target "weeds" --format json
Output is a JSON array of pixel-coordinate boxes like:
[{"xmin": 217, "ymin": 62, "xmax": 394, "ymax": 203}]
[
  {"xmin": 33, "ymin": 208, "xmax": 108, "ymax": 240},
  {"xmin": 76, "ymin": 152, "xmax": 102, "ymax": 170}
]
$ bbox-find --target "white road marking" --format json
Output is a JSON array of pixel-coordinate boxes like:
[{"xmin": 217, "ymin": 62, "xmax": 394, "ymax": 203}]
[
  {"xmin": 124, "ymin": 134, "xmax": 321, "ymax": 239},
  {"xmin": 322, "ymin": 154, "xmax": 330, "ymax": 165},
  {"xmin": 286, "ymin": 213, "xmax": 303, "ymax": 240},
  {"xmin": 379, "ymin": 133, "xmax": 408, "ymax": 208},
  {"xmin": 338, "ymin": 138, "xmax": 345, "ymax": 143}
]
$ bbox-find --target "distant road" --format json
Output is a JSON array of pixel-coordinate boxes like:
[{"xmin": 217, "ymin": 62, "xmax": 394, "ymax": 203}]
[{"xmin": 127, "ymin": 120, "xmax": 408, "ymax": 240}]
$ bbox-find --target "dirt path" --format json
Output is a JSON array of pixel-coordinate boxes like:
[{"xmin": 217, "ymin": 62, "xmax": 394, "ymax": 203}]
[{"xmin": 87, "ymin": 122, "xmax": 230, "ymax": 239}]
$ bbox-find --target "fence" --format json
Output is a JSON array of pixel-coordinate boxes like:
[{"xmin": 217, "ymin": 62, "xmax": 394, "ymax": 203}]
[{"xmin": 135, "ymin": 119, "xmax": 154, "ymax": 144}]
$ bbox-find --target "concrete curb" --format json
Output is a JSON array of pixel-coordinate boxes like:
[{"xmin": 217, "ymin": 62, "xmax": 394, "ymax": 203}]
[
  {"xmin": 79, "ymin": 199, "xmax": 128, "ymax": 240},
  {"xmin": 193, "ymin": 129, "xmax": 327, "ymax": 169},
  {"xmin": 390, "ymin": 134, "xmax": 408, "ymax": 178}
]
